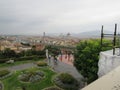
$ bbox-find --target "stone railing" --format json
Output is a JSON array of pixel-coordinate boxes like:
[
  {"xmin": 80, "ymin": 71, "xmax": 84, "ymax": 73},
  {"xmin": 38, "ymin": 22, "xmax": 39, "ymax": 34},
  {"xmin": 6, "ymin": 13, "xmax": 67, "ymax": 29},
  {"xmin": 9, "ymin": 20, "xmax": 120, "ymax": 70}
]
[
  {"xmin": 82, "ymin": 65, "xmax": 120, "ymax": 90},
  {"xmin": 98, "ymin": 49, "xmax": 120, "ymax": 77}
]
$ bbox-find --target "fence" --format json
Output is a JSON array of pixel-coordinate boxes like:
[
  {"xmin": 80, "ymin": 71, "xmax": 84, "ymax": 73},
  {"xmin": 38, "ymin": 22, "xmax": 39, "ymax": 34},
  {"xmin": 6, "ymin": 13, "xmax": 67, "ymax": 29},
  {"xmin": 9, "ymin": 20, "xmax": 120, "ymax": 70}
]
[{"xmin": 101, "ymin": 24, "xmax": 120, "ymax": 55}]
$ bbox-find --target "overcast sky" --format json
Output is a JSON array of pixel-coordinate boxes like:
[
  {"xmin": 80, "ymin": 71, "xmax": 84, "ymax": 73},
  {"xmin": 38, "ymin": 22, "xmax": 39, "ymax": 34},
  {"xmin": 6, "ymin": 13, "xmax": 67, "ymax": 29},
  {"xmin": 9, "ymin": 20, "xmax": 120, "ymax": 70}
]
[{"xmin": 0, "ymin": 0, "xmax": 120, "ymax": 35}]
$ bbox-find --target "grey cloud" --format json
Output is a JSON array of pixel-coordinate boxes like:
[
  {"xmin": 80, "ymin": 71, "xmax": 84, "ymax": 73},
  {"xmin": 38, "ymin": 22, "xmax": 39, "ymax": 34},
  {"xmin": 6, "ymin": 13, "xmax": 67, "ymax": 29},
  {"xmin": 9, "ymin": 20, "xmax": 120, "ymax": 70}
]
[{"xmin": 0, "ymin": 0, "xmax": 120, "ymax": 35}]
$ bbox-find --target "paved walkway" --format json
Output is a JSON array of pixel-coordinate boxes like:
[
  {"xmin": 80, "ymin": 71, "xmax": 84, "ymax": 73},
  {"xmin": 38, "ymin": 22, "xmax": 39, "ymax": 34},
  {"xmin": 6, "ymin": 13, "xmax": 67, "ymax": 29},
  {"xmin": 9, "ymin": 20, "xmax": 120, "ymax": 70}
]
[
  {"xmin": 8, "ymin": 63, "xmax": 36, "ymax": 71},
  {"xmin": 47, "ymin": 58, "xmax": 83, "ymax": 81},
  {"xmin": 47, "ymin": 58, "xmax": 84, "ymax": 89}
]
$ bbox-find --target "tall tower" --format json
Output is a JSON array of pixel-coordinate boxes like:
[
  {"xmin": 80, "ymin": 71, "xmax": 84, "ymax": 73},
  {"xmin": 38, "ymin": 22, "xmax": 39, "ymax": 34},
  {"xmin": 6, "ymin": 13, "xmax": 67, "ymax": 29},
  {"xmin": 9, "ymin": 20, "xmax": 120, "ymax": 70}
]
[
  {"xmin": 43, "ymin": 32, "xmax": 45, "ymax": 37},
  {"xmin": 43, "ymin": 32, "xmax": 46, "ymax": 44},
  {"xmin": 67, "ymin": 32, "xmax": 70, "ymax": 37}
]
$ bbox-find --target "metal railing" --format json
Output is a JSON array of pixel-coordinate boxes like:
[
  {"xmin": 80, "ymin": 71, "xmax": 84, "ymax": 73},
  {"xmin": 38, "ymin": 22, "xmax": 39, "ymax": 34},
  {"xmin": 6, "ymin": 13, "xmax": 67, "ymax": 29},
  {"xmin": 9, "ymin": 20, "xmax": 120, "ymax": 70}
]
[{"xmin": 101, "ymin": 24, "xmax": 120, "ymax": 55}]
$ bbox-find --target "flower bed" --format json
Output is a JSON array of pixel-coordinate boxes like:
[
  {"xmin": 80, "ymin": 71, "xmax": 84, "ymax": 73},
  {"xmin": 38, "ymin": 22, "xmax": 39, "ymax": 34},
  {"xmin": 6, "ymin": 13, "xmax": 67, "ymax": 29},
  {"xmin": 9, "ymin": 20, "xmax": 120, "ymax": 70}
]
[
  {"xmin": 18, "ymin": 70, "xmax": 44, "ymax": 83},
  {"xmin": 0, "ymin": 69, "xmax": 11, "ymax": 79},
  {"xmin": 53, "ymin": 73, "xmax": 79, "ymax": 90}
]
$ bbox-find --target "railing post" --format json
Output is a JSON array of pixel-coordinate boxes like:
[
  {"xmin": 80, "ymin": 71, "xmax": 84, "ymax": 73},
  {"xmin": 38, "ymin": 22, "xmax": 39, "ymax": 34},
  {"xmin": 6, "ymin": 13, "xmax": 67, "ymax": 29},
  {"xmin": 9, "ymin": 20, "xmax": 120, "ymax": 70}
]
[
  {"xmin": 113, "ymin": 24, "xmax": 117, "ymax": 55},
  {"xmin": 101, "ymin": 25, "xmax": 104, "ymax": 50}
]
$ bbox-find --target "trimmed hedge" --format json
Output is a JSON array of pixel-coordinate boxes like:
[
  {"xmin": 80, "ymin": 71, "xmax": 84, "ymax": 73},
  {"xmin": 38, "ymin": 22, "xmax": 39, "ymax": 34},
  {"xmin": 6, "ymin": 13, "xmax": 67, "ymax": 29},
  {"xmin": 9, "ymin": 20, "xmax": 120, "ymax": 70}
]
[
  {"xmin": 37, "ymin": 61, "xmax": 47, "ymax": 67},
  {"xmin": 0, "ymin": 59, "xmax": 9, "ymax": 63},
  {"xmin": 54, "ymin": 73, "xmax": 79, "ymax": 90},
  {"xmin": 0, "ymin": 69, "xmax": 10, "ymax": 77},
  {"xmin": 0, "ymin": 55, "xmax": 45, "ymax": 63},
  {"xmin": 58, "ymin": 73, "xmax": 75, "ymax": 84},
  {"xmin": 14, "ymin": 55, "xmax": 45, "ymax": 61}
]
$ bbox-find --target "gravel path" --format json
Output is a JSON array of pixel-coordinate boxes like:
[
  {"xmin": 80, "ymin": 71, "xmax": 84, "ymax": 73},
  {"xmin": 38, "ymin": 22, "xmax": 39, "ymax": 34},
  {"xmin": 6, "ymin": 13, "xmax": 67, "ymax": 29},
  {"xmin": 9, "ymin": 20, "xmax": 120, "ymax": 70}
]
[
  {"xmin": 47, "ymin": 59, "xmax": 83, "ymax": 81},
  {"xmin": 7, "ymin": 63, "xmax": 36, "ymax": 71}
]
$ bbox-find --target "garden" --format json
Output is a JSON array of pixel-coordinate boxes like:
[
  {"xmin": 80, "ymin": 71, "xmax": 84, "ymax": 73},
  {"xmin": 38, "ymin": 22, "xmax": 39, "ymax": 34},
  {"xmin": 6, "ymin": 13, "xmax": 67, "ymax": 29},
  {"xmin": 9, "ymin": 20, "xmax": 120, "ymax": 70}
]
[
  {"xmin": 0, "ymin": 54, "xmax": 80, "ymax": 90},
  {"xmin": 0, "ymin": 67, "xmax": 56, "ymax": 90},
  {"xmin": 0, "ymin": 67, "xmax": 79, "ymax": 90}
]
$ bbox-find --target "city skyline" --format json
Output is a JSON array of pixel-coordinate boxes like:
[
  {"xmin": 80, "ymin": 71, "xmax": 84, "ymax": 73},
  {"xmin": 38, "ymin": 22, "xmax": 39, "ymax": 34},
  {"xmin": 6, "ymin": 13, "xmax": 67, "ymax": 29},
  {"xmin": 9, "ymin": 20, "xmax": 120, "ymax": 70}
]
[{"xmin": 0, "ymin": 0, "xmax": 120, "ymax": 35}]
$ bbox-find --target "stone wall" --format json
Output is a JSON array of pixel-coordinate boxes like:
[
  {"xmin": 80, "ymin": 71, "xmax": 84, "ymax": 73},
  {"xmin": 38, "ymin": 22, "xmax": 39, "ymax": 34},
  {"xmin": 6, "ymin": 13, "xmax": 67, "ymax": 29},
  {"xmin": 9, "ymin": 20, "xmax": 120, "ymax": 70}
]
[
  {"xmin": 82, "ymin": 65, "xmax": 120, "ymax": 90},
  {"xmin": 98, "ymin": 49, "xmax": 120, "ymax": 77}
]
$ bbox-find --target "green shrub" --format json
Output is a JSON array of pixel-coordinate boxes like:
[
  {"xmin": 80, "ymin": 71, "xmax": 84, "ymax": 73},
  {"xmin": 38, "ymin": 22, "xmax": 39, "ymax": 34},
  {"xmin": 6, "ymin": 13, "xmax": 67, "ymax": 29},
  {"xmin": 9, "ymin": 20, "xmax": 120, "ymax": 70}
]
[
  {"xmin": 14, "ymin": 55, "xmax": 45, "ymax": 61},
  {"xmin": 45, "ymin": 45, "xmax": 61, "ymax": 55},
  {"xmin": 0, "ymin": 55, "xmax": 45, "ymax": 63},
  {"xmin": 0, "ymin": 69, "xmax": 10, "ymax": 77},
  {"xmin": 0, "ymin": 58, "xmax": 9, "ymax": 63},
  {"xmin": 74, "ymin": 39, "xmax": 112, "ymax": 83},
  {"xmin": 37, "ymin": 61, "xmax": 47, "ymax": 67},
  {"xmin": 58, "ymin": 73, "xmax": 75, "ymax": 84},
  {"xmin": 54, "ymin": 73, "xmax": 79, "ymax": 90}
]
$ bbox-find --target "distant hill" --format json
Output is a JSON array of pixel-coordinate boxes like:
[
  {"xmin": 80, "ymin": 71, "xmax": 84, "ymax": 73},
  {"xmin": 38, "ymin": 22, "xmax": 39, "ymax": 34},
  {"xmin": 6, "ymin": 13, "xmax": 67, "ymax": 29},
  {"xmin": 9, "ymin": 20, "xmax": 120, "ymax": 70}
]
[{"xmin": 72, "ymin": 30, "xmax": 114, "ymax": 39}]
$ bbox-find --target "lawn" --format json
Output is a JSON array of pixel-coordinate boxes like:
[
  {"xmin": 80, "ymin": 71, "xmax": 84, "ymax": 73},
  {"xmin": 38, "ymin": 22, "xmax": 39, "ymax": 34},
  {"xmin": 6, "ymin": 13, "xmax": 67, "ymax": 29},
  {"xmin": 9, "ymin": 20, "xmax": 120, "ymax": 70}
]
[
  {"xmin": 1, "ymin": 67, "xmax": 56, "ymax": 90},
  {"xmin": 0, "ymin": 58, "xmax": 45, "ymax": 68}
]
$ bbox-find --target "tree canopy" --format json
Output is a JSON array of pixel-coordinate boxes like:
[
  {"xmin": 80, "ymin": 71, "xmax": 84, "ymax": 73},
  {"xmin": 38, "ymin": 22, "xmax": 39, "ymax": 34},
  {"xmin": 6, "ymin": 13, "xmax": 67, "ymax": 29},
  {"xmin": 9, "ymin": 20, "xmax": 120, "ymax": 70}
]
[{"xmin": 74, "ymin": 39, "xmax": 112, "ymax": 83}]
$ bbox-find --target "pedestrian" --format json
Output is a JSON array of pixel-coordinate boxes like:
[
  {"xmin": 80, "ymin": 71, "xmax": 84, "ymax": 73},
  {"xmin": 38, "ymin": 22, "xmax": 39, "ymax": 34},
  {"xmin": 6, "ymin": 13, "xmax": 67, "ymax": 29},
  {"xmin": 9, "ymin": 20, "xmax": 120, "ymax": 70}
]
[
  {"xmin": 54, "ymin": 55, "xmax": 58, "ymax": 65},
  {"xmin": 45, "ymin": 49, "xmax": 49, "ymax": 62},
  {"xmin": 48, "ymin": 54, "xmax": 51, "ymax": 65},
  {"xmin": 68, "ymin": 53, "xmax": 70, "ymax": 62}
]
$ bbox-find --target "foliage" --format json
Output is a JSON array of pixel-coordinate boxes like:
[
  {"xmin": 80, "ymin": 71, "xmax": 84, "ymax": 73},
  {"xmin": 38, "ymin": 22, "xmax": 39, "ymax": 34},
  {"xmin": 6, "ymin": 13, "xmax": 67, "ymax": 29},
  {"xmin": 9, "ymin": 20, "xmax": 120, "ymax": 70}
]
[
  {"xmin": 20, "ymin": 49, "xmax": 45, "ymax": 57},
  {"xmin": 0, "ymin": 48, "xmax": 16, "ymax": 58},
  {"xmin": 45, "ymin": 45, "xmax": 61, "ymax": 56},
  {"xmin": 18, "ymin": 69, "xmax": 44, "ymax": 83},
  {"xmin": 58, "ymin": 73, "xmax": 75, "ymax": 84},
  {"xmin": 0, "ymin": 58, "xmax": 9, "ymax": 63},
  {"xmin": 37, "ymin": 61, "xmax": 47, "ymax": 67},
  {"xmin": 2, "ymin": 68, "xmax": 56, "ymax": 90},
  {"xmin": 0, "ymin": 69, "xmax": 10, "ymax": 77},
  {"xmin": 74, "ymin": 39, "xmax": 112, "ymax": 83},
  {"xmin": 0, "ymin": 48, "xmax": 45, "ymax": 60},
  {"xmin": 54, "ymin": 73, "xmax": 79, "ymax": 90},
  {"xmin": 14, "ymin": 55, "xmax": 44, "ymax": 61},
  {"xmin": 0, "ymin": 55, "xmax": 45, "ymax": 64}
]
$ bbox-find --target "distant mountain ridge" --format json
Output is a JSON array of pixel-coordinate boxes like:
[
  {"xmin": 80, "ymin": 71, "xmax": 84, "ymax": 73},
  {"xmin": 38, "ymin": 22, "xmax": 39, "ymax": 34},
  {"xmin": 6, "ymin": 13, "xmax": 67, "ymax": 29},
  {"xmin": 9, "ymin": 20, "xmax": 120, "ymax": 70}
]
[
  {"xmin": 72, "ymin": 30, "xmax": 115, "ymax": 38},
  {"xmin": 45, "ymin": 30, "xmax": 114, "ymax": 39}
]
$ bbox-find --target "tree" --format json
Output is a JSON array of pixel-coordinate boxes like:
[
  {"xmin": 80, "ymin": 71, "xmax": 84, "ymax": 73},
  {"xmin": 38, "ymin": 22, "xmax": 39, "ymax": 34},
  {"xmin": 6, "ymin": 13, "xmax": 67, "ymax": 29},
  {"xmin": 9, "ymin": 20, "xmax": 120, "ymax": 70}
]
[
  {"xmin": 45, "ymin": 45, "xmax": 60, "ymax": 56},
  {"xmin": 74, "ymin": 39, "xmax": 112, "ymax": 83},
  {"xmin": 2, "ymin": 48, "xmax": 16, "ymax": 58}
]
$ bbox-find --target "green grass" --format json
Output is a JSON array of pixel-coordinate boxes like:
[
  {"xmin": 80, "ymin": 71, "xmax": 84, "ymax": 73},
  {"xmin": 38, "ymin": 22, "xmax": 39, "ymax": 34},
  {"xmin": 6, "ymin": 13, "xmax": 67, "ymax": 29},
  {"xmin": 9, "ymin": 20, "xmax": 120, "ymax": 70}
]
[
  {"xmin": 0, "ymin": 58, "xmax": 45, "ymax": 68},
  {"xmin": 1, "ymin": 67, "xmax": 56, "ymax": 90}
]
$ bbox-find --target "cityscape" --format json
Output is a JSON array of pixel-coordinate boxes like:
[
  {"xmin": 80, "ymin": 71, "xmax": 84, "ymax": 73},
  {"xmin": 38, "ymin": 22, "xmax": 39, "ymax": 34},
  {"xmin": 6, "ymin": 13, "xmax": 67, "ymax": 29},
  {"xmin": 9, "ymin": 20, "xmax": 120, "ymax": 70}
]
[
  {"xmin": 0, "ymin": 0, "xmax": 120, "ymax": 90},
  {"xmin": 0, "ymin": 32, "xmax": 80, "ymax": 52}
]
